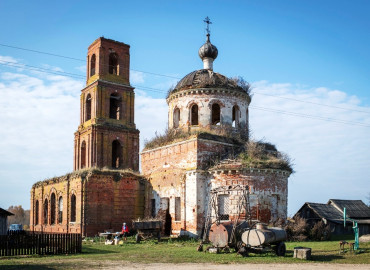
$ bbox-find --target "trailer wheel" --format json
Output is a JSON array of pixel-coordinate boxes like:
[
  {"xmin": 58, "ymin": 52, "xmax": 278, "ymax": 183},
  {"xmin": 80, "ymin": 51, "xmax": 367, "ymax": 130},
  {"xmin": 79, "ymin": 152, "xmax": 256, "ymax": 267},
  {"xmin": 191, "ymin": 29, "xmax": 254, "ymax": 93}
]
[
  {"xmin": 275, "ymin": 242, "xmax": 286, "ymax": 256},
  {"xmin": 135, "ymin": 233, "xmax": 141, "ymax": 243}
]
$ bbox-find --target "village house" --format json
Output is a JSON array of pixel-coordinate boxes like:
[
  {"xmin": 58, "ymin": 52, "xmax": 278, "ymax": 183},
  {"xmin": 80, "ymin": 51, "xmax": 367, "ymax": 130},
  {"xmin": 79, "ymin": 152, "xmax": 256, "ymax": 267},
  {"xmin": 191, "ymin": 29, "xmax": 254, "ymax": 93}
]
[
  {"xmin": 0, "ymin": 208, "xmax": 13, "ymax": 235},
  {"xmin": 294, "ymin": 199, "xmax": 370, "ymax": 236}
]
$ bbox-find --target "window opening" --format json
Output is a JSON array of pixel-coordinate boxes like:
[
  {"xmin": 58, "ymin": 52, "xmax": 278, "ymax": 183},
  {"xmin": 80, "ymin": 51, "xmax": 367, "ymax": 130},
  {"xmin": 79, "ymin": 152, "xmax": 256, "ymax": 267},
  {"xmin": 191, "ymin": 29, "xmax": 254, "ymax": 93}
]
[
  {"xmin": 71, "ymin": 194, "xmax": 76, "ymax": 222},
  {"xmin": 43, "ymin": 199, "xmax": 48, "ymax": 225},
  {"xmin": 35, "ymin": 200, "xmax": 39, "ymax": 225},
  {"xmin": 212, "ymin": 103, "xmax": 220, "ymax": 125},
  {"xmin": 109, "ymin": 52, "xmax": 118, "ymax": 75},
  {"xmin": 218, "ymin": 194, "xmax": 229, "ymax": 221},
  {"xmin": 50, "ymin": 193, "xmax": 56, "ymax": 225},
  {"xmin": 232, "ymin": 105, "xmax": 240, "ymax": 128},
  {"xmin": 190, "ymin": 104, "xmax": 198, "ymax": 125},
  {"xmin": 85, "ymin": 94, "xmax": 92, "ymax": 121},
  {"xmin": 109, "ymin": 94, "xmax": 121, "ymax": 120},
  {"xmin": 112, "ymin": 140, "xmax": 123, "ymax": 168},
  {"xmin": 173, "ymin": 108, "xmax": 180, "ymax": 128},
  {"xmin": 58, "ymin": 196, "xmax": 63, "ymax": 224},
  {"xmin": 90, "ymin": 54, "xmax": 96, "ymax": 76},
  {"xmin": 175, "ymin": 197, "xmax": 181, "ymax": 221},
  {"xmin": 81, "ymin": 141, "xmax": 86, "ymax": 168}
]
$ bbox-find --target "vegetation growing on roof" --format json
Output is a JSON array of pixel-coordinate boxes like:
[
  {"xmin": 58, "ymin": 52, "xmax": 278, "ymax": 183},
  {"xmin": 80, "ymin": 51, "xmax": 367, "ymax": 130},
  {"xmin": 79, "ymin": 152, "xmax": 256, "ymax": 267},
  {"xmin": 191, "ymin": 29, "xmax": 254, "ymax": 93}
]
[
  {"xmin": 239, "ymin": 140, "xmax": 294, "ymax": 173},
  {"xmin": 32, "ymin": 167, "xmax": 142, "ymax": 188},
  {"xmin": 143, "ymin": 127, "xmax": 245, "ymax": 150},
  {"xmin": 166, "ymin": 73, "xmax": 251, "ymax": 99}
]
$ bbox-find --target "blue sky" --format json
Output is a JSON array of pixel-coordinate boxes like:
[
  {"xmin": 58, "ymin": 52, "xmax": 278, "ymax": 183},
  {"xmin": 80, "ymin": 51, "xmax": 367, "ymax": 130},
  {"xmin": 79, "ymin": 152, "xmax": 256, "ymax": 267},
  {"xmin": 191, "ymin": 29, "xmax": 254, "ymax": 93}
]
[{"xmin": 0, "ymin": 0, "xmax": 369, "ymax": 215}]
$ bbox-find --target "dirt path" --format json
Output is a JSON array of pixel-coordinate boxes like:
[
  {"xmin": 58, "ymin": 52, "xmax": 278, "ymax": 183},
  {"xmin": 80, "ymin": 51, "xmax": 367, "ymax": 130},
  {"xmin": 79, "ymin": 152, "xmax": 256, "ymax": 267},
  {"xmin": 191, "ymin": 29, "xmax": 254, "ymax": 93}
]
[{"xmin": 102, "ymin": 262, "xmax": 369, "ymax": 270}]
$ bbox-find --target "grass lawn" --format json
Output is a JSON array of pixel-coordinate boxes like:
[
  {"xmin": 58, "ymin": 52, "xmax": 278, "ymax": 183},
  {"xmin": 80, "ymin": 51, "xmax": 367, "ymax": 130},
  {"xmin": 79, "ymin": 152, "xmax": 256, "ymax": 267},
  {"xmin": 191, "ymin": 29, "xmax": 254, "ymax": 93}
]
[{"xmin": 0, "ymin": 236, "xmax": 369, "ymax": 269}]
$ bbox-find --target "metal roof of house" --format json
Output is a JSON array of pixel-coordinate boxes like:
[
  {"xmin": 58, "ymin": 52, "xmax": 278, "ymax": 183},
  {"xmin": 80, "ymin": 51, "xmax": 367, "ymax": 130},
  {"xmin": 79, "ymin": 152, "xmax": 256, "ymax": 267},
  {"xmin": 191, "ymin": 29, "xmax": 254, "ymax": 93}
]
[
  {"xmin": 0, "ymin": 208, "xmax": 14, "ymax": 216},
  {"xmin": 296, "ymin": 199, "xmax": 370, "ymax": 224},
  {"xmin": 328, "ymin": 199, "xmax": 370, "ymax": 219},
  {"xmin": 306, "ymin": 202, "xmax": 344, "ymax": 223}
]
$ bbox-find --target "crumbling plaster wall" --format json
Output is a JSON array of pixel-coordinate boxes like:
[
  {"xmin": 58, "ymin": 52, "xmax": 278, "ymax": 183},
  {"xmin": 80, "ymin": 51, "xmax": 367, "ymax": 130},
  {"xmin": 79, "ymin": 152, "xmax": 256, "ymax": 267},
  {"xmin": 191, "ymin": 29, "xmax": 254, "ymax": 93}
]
[
  {"xmin": 209, "ymin": 168, "xmax": 289, "ymax": 223},
  {"xmin": 141, "ymin": 137, "xmax": 237, "ymax": 236},
  {"xmin": 167, "ymin": 90, "xmax": 249, "ymax": 131}
]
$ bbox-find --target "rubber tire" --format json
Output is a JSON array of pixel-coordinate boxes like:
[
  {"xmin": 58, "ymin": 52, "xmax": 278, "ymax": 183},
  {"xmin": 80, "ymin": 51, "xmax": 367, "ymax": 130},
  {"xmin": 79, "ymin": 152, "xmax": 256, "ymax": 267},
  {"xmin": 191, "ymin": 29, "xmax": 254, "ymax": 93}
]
[{"xmin": 275, "ymin": 242, "xmax": 286, "ymax": 256}]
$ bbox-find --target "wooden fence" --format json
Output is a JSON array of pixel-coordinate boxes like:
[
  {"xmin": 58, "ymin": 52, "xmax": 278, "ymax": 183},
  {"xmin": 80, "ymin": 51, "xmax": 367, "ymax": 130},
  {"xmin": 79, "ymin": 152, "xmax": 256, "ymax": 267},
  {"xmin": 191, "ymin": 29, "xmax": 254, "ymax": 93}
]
[{"xmin": 0, "ymin": 232, "xmax": 82, "ymax": 256}]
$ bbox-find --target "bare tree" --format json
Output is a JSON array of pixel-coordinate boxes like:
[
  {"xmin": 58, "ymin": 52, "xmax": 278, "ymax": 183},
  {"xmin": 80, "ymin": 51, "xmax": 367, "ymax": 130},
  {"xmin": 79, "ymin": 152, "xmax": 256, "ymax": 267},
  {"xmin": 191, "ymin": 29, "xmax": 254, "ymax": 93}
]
[{"xmin": 7, "ymin": 205, "xmax": 30, "ymax": 228}]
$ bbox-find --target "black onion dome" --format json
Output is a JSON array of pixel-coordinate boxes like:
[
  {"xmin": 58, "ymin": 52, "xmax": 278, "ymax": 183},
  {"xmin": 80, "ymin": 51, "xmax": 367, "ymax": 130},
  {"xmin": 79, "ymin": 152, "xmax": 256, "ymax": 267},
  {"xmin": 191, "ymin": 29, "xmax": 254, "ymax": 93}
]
[
  {"xmin": 198, "ymin": 34, "xmax": 218, "ymax": 60},
  {"xmin": 172, "ymin": 69, "xmax": 240, "ymax": 92}
]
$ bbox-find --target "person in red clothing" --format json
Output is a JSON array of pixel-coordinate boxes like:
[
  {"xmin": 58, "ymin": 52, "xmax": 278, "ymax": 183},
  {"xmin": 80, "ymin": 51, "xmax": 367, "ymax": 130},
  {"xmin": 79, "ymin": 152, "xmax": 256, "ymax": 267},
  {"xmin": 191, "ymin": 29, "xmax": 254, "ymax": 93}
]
[{"xmin": 121, "ymin": 222, "xmax": 129, "ymax": 241}]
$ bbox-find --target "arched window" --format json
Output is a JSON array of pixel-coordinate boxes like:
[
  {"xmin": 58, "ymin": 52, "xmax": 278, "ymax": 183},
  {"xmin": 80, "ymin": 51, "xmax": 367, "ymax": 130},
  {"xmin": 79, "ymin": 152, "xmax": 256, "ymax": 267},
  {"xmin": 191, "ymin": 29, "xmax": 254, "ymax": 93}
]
[
  {"xmin": 85, "ymin": 94, "xmax": 92, "ymax": 121},
  {"xmin": 109, "ymin": 52, "xmax": 118, "ymax": 75},
  {"xmin": 232, "ymin": 105, "xmax": 240, "ymax": 128},
  {"xmin": 35, "ymin": 200, "xmax": 39, "ymax": 225},
  {"xmin": 90, "ymin": 54, "xmax": 96, "ymax": 76},
  {"xmin": 71, "ymin": 194, "xmax": 76, "ymax": 222},
  {"xmin": 112, "ymin": 140, "xmax": 123, "ymax": 168},
  {"xmin": 211, "ymin": 103, "xmax": 221, "ymax": 125},
  {"xmin": 43, "ymin": 199, "xmax": 48, "ymax": 225},
  {"xmin": 173, "ymin": 108, "xmax": 180, "ymax": 128},
  {"xmin": 81, "ymin": 141, "xmax": 86, "ymax": 168},
  {"xmin": 190, "ymin": 104, "xmax": 198, "ymax": 125},
  {"xmin": 109, "ymin": 93, "xmax": 121, "ymax": 120},
  {"xmin": 50, "ymin": 193, "xmax": 56, "ymax": 225},
  {"xmin": 58, "ymin": 196, "xmax": 63, "ymax": 224}
]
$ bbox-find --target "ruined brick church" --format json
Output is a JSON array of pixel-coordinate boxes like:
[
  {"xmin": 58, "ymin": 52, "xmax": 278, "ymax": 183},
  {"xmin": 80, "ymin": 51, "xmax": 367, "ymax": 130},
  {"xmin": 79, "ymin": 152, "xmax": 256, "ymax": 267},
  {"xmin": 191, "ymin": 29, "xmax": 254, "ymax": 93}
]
[{"xmin": 30, "ymin": 29, "xmax": 292, "ymax": 237}]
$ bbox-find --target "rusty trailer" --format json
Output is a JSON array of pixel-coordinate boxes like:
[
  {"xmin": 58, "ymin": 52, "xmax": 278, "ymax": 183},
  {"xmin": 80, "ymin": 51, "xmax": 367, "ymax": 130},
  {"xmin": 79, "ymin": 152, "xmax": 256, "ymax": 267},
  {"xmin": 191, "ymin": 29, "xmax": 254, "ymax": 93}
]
[{"xmin": 132, "ymin": 220, "xmax": 162, "ymax": 243}]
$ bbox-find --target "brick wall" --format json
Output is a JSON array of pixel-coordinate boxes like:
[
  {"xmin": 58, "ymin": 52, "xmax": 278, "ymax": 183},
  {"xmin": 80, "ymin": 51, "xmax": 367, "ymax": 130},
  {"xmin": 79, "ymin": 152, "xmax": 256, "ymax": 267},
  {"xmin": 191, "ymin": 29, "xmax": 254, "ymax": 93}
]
[{"xmin": 30, "ymin": 170, "xmax": 150, "ymax": 236}]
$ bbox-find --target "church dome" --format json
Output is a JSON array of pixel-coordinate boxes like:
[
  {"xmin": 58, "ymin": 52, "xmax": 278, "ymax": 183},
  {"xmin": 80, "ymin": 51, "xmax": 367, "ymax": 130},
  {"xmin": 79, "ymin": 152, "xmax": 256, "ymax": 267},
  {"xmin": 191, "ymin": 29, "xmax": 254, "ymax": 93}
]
[
  {"xmin": 169, "ymin": 69, "xmax": 248, "ymax": 95},
  {"xmin": 198, "ymin": 34, "xmax": 218, "ymax": 60}
]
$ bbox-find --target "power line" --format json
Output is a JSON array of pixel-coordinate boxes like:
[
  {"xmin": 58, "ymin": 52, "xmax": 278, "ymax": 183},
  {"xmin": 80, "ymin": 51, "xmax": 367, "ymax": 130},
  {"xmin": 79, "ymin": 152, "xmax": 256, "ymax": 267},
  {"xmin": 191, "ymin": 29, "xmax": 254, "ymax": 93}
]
[
  {"xmin": 253, "ymin": 91, "xmax": 370, "ymax": 115},
  {"xmin": 0, "ymin": 55, "xmax": 369, "ymax": 128},
  {"xmin": 1, "ymin": 42, "xmax": 369, "ymax": 115},
  {"xmin": 0, "ymin": 43, "xmax": 181, "ymax": 80},
  {"xmin": 251, "ymin": 105, "xmax": 370, "ymax": 128},
  {"xmin": 0, "ymin": 43, "xmax": 84, "ymax": 62},
  {"xmin": 0, "ymin": 60, "xmax": 85, "ymax": 79}
]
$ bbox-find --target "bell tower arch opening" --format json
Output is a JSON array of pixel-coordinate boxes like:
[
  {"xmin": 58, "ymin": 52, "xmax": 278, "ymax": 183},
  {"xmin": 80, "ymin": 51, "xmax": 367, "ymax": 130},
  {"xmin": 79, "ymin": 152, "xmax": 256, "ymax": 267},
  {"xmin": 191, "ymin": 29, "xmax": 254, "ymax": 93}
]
[
  {"xmin": 90, "ymin": 54, "xmax": 96, "ymax": 76},
  {"xmin": 81, "ymin": 141, "xmax": 86, "ymax": 168},
  {"xmin": 85, "ymin": 94, "xmax": 92, "ymax": 121},
  {"xmin": 112, "ymin": 140, "xmax": 123, "ymax": 168},
  {"xmin": 109, "ymin": 93, "xmax": 121, "ymax": 120},
  {"xmin": 109, "ymin": 52, "xmax": 118, "ymax": 75}
]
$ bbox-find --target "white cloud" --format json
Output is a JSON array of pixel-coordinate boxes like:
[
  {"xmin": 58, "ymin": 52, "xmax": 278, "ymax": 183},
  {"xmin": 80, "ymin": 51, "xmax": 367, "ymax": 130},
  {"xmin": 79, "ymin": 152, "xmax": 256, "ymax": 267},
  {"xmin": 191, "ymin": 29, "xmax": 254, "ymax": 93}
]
[
  {"xmin": 250, "ymin": 81, "xmax": 370, "ymax": 215},
  {"xmin": 0, "ymin": 55, "xmax": 18, "ymax": 63},
  {"xmin": 130, "ymin": 70, "xmax": 145, "ymax": 84},
  {"xmin": 75, "ymin": 65, "xmax": 86, "ymax": 73}
]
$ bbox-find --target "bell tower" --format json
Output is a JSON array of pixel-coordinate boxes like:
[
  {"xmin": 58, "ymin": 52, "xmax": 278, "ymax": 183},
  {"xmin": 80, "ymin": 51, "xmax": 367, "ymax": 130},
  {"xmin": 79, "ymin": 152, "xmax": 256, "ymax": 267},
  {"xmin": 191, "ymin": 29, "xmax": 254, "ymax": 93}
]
[{"xmin": 74, "ymin": 37, "xmax": 139, "ymax": 171}]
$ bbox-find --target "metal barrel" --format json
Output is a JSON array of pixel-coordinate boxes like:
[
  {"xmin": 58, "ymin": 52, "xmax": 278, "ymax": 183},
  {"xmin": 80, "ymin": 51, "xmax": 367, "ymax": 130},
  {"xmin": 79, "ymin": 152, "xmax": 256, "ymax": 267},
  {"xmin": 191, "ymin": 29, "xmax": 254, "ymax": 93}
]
[
  {"xmin": 208, "ymin": 222, "xmax": 249, "ymax": 248},
  {"xmin": 241, "ymin": 226, "xmax": 287, "ymax": 247}
]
